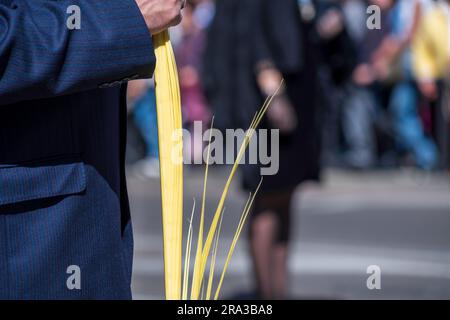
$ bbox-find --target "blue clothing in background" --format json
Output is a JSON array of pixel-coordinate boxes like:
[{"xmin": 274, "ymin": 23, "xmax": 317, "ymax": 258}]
[
  {"xmin": 133, "ymin": 89, "xmax": 159, "ymax": 159},
  {"xmin": 389, "ymin": 82, "xmax": 438, "ymax": 169}
]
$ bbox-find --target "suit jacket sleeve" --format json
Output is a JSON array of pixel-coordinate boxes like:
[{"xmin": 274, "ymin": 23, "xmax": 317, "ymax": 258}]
[{"xmin": 0, "ymin": 0, "xmax": 156, "ymax": 105}]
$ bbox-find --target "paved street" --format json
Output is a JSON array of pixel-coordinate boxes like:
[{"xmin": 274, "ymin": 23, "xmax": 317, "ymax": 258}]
[{"xmin": 127, "ymin": 167, "xmax": 450, "ymax": 300}]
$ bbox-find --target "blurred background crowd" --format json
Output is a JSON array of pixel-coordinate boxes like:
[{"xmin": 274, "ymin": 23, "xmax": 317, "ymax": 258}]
[
  {"xmin": 128, "ymin": 0, "xmax": 450, "ymax": 174},
  {"xmin": 126, "ymin": 0, "xmax": 450, "ymax": 299}
]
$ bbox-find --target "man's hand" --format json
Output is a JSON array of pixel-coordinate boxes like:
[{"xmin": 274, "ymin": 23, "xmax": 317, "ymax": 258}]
[{"xmin": 136, "ymin": 0, "xmax": 183, "ymax": 35}]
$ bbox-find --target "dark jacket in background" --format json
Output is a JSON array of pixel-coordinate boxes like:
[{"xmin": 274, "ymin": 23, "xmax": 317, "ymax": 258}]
[
  {"xmin": 203, "ymin": 0, "xmax": 263, "ymax": 130},
  {"xmin": 203, "ymin": 0, "xmax": 322, "ymax": 192}
]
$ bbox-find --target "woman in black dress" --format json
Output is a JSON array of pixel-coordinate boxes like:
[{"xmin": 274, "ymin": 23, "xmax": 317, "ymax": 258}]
[{"xmin": 203, "ymin": 0, "xmax": 323, "ymax": 299}]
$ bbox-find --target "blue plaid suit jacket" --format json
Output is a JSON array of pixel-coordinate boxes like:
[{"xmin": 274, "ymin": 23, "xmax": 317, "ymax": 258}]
[{"xmin": 0, "ymin": 0, "xmax": 155, "ymax": 299}]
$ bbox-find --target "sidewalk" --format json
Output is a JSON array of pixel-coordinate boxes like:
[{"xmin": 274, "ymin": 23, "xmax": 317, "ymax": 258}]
[{"xmin": 127, "ymin": 167, "xmax": 450, "ymax": 300}]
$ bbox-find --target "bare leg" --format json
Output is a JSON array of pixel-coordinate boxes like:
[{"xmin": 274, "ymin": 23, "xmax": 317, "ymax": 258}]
[
  {"xmin": 249, "ymin": 211, "xmax": 276, "ymax": 299},
  {"xmin": 273, "ymin": 244, "xmax": 288, "ymax": 299}
]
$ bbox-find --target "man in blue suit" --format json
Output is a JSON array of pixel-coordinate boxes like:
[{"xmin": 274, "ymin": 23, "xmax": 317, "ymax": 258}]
[{"xmin": 0, "ymin": 0, "xmax": 182, "ymax": 299}]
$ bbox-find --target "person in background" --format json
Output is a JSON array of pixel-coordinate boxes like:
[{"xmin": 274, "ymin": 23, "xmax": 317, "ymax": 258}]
[
  {"xmin": 127, "ymin": 79, "xmax": 160, "ymax": 178},
  {"xmin": 323, "ymin": 0, "xmax": 436, "ymax": 169},
  {"xmin": 204, "ymin": 0, "xmax": 323, "ymax": 299},
  {"xmin": 341, "ymin": 0, "xmax": 368, "ymax": 44},
  {"xmin": 412, "ymin": 0, "xmax": 450, "ymax": 92},
  {"xmin": 380, "ymin": 0, "xmax": 438, "ymax": 170},
  {"xmin": 175, "ymin": 0, "xmax": 211, "ymax": 164},
  {"xmin": 318, "ymin": 0, "xmax": 359, "ymax": 168},
  {"xmin": 192, "ymin": 0, "xmax": 216, "ymax": 29},
  {"xmin": 412, "ymin": 0, "xmax": 450, "ymax": 167},
  {"xmin": 340, "ymin": 0, "xmax": 395, "ymax": 169}
]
